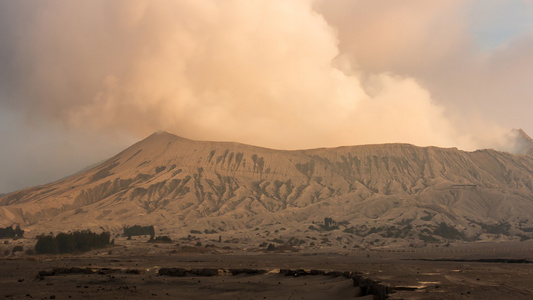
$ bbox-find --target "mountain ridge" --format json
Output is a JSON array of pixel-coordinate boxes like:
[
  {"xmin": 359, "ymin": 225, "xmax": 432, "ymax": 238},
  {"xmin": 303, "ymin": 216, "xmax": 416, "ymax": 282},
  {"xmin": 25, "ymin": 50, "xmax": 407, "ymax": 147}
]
[{"xmin": 1, "ymin": 130, "xmax": 533, "ymax": 248}]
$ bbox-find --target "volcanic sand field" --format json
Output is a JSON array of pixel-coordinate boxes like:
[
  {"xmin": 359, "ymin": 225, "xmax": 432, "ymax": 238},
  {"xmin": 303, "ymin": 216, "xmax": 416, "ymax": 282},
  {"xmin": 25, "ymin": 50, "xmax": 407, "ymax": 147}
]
[{"xmin": 1, "ymin": 239, "xmax": 533, "ymax": 299}]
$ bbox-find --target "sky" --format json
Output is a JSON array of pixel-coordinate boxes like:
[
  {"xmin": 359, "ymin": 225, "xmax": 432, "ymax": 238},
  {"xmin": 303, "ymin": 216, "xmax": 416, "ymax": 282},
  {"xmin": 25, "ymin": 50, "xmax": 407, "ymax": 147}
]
[{"xmin": 1, "ymin": 0, "xmax": 533, "ymax": 194}]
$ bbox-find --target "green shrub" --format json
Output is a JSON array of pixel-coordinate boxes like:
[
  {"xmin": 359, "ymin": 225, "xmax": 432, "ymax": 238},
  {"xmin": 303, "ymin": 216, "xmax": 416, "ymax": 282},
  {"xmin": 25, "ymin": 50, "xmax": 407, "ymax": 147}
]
[{"xmin": 12, "ymin": 245, "xmax": 23, "ymax": 254}]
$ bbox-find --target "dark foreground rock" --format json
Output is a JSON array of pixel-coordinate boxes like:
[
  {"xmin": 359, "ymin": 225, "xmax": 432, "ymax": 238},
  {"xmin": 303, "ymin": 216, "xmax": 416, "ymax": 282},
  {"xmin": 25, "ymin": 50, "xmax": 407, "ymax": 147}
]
[{"xmin": 2, "ymin": 249, "xmax": 533, "ymax": 300}]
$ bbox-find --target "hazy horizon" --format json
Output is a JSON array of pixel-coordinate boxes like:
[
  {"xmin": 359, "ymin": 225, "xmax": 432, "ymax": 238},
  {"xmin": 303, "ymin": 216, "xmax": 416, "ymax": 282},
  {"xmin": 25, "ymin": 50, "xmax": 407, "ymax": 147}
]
[{"xmin": 1, "ymin": 0, "xmax": 533, "ymax": 193}]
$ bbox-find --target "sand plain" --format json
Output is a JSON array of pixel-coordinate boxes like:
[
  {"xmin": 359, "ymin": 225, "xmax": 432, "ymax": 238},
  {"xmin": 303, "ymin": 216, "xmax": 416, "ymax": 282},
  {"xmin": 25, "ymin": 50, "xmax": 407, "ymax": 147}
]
[{"xmin": 1, "ymin": 238, "xmax": 533, "ymax": 299}]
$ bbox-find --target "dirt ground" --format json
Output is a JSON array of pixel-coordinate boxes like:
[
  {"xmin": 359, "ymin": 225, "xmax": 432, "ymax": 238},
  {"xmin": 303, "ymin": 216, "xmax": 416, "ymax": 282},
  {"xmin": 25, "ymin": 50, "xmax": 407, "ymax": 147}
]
[{"xmin": 1, "ymin": 240, "xmax": 533, "ymax": 299}]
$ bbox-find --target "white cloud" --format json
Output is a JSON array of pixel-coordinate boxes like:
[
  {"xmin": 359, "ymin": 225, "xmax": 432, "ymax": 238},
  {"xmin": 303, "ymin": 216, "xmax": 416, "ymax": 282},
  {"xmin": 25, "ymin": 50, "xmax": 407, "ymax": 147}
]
[{"xmin": 1, "ymin": 0, "xmax": 533, "ymax": 191}]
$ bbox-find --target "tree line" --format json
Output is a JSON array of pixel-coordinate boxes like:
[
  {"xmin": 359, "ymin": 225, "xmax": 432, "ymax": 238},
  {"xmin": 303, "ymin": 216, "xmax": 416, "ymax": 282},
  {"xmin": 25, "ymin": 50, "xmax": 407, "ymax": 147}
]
[
  {"xmin": 0, "ymin": 225, "xmax": 24, "ymax": 239},
  {"xmin": 123, "ymin": 225, "xmax": 155, "ymax": 237},
  {"xmin": 34, "ymin": 230, "xmax": 111, "ymax": 254}
]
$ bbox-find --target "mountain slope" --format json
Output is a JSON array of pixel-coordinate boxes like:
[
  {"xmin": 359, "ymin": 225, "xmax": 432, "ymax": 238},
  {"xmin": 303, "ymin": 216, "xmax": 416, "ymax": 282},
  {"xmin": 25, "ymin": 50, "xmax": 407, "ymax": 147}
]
[{"xmin": 1, "ymin": 131, "xmax": 533, "ymax": 247}]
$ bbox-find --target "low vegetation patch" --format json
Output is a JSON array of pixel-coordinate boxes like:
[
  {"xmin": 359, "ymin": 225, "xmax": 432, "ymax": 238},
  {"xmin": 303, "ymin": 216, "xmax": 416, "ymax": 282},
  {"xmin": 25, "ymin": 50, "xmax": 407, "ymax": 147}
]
[
  {"xmin": 148, "ymin": 236, "xmax": 173, "ymax": 243},
  {"xmin": 473, "ymin": 221, "xmax": 511, "ymax": 235},
  {"xmin": 264, "ymin": 243, "xmax": 299, "ymax": 252},
  {"xmin": 432, "ymin": 222, "xmax": 465, "ymax": 240},
  {"xmin": 310, "ymin": 217, "xmax": 347, "ymax": 232},
  {"xmin": 418, "ymin": 233, "xmax": 440, "ymax": 243}
]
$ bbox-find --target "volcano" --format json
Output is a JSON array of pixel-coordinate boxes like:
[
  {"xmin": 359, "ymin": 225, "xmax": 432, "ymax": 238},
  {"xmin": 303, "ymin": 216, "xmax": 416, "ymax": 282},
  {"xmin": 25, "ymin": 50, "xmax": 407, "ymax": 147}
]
[{"xmin": 1, "ymin": 130, "xmax": 533, "ymax": 247}]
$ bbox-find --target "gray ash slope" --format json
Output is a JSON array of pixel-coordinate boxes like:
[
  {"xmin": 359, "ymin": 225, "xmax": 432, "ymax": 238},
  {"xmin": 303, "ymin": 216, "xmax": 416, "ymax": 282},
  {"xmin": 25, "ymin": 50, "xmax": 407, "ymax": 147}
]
[{"xmin": 1, "ymin": 130, "xmax": 533, "ymax": 247}]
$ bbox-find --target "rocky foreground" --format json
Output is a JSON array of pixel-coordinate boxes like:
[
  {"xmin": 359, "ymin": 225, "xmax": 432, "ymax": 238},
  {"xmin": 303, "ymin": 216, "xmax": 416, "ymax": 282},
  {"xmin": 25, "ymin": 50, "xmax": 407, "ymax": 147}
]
[{"xmin": 1, "ymin": 238, "xmax": 533, "ymax": 300}]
